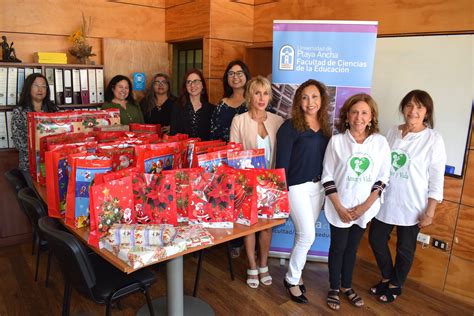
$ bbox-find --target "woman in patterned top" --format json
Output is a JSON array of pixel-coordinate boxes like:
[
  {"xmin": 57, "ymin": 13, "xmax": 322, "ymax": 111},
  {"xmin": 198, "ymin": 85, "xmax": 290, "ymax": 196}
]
[
  {"xmin": 210, "ymin": 60, "xmax": 251, "ymax": 142},
  {"xmin": 170, "ymin": 69, "xmax": 214, "ymax": 140},
  {"xmin": 12, "ymin": 73, "xmax": 57, "ymax": 183}
]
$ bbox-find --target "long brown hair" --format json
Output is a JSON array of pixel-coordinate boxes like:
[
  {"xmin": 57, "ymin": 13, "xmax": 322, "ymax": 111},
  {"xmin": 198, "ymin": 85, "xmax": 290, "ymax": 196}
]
[
  {"xmin": 291, "ymin": 79, "xmax": 331, "ymax": 138},
  {"xmin": 337, "ymin": 93, "xmax": 379, "ymax": 135},
  {"xmin": 178, "ymin": 68, "xmax": 208, "ymax": 108},
  {"xmin": 142, "ymin": 73, "xmax": 176, "ymax": 115}
]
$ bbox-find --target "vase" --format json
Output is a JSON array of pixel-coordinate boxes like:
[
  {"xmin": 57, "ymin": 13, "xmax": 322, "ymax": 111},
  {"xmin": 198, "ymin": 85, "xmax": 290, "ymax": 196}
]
[{"xmin": 77, "ymin": 56, "xmax": 90, "ymax": 65}]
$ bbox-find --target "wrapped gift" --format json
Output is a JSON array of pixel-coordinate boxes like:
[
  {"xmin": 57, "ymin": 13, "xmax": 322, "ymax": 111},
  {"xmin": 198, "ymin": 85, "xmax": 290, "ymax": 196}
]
[
  {"xmin": 103, "ymin": 224, "xmax": 178, "ymax": 247},
  {"xmin": 188, "ymin": 166, "xmax": 235, "ymax": 228},
  {"xmin": 93, "ymin": 124, "xmax": 130, "ymax": 132},
  {"xmin": 132, "ymin": 173, "xmax": 177, "ymax": 225},
  {"xmin": 197, "ymin": 150, "xmax": 228, "ymax": 173},
  {"xmin": 255, "ymin": 169, "xmax": 290, "ymax": 219},
  {"xmin": 175, "ymin": 224, "xmax": 215, "ymax": 248},
  {"xmin": 45, "ymin": 147, "xmax": 87, "ymax": 218},
  {"xmin": 65, "ymin": 154, "xmax": 113, "ymax": 228},
  {"xmin": 227, "ymin": 148, "xmax": 266, "ymax": 169},
  {"xmin": 223, "ymin": 165, "xmax": 258, "ymax": 226},
  {"xmin": 129, "ymin": 123, "xmax": 161, "ymax": 136},
  {"xmin": 88, "ymin": 176, "xmax": 135, "ymax": 247}
]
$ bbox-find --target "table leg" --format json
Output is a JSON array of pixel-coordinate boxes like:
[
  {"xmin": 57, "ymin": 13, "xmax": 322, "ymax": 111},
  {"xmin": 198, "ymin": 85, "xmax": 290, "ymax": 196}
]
[{"xmin": 137, "ymin": 256, "xmax": 214, "ymax": 316}]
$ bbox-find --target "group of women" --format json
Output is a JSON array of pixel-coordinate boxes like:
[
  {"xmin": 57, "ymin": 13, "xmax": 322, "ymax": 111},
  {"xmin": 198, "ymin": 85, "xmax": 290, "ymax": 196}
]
[{"xmin": 13, "ymin": 59, "xmax": 446, "ymax": 312}]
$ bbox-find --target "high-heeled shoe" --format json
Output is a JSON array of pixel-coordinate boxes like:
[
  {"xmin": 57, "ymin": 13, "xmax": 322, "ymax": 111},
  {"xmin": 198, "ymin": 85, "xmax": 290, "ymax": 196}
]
[
  {"xmin": 283, "ymin": 279, "xmax": 308, "ymax": 304},
  {"xmin": 299, "ymin": 283, "xmax": 306, "ymax": 294}
]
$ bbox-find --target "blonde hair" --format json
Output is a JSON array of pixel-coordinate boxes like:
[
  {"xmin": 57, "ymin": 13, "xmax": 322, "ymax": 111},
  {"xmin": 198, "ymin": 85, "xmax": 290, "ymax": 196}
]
[{"xmin": 245, "ymin": 75, "xmax": 272, "ymax": 109}]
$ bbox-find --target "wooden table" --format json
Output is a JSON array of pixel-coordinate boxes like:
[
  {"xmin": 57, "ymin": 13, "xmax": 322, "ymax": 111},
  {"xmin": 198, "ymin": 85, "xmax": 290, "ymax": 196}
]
[{"xmin": 34, "ymin": 181, "xmax": 285, "ymax": 315}]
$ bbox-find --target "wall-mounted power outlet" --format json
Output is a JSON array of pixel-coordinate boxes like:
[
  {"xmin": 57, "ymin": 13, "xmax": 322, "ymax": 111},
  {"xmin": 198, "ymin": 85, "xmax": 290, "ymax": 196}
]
[
  {"xmin": 432, "ymin": 238, "xmax": 448, "ymax": 251},
  {"xmin": 417, "ymin": 232, "xmax": 431, "ymax": 245}
]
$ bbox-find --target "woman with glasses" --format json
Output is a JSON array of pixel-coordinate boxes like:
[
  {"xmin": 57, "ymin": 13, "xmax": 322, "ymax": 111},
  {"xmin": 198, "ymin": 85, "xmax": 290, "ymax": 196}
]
[
  {"xmin": 102, "ymin": 75, "xmax": 144, "ymax": 125},
  {"xmin": 170, "ymin": 68, "xmax": 214, "ymax": 140},
  {"xmin": 210, "ymin": 60, "xmax": 250, "ymax": 142},
  {"xmin": 12, "ymin": 73, "xmax": 58, "ymax": 182},
  {"xmin": 140, "ymin": 73, "xmax": 176, "ymax": 134},
  {"xmin": 230, "ymin": 76, "xmax": 284, "ymax": 289}
]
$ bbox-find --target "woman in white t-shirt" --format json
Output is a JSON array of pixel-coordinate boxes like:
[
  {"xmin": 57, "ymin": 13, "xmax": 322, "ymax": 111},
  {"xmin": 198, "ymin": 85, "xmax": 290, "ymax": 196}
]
[
  {"xmin": 369, "ymin": 90, "xmax": 446, "ymax": 303},
  {"xmin": 322, "ymin": 93, "xmax": 391, "ymax": 310}
]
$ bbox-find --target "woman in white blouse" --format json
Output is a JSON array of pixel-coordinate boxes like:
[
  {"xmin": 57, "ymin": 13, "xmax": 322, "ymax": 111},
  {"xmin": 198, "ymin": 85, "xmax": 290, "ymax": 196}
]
[
  {"xmin": 322, "ymin": 93, "xmax": 391, "ymax": 310},
  {"xmin": 369, "ymin": 90, "xmax": 446, "ymax": 303},
  {"xmin": 230, "ymin": 76, "xmax": 284, "ymax": 289}
]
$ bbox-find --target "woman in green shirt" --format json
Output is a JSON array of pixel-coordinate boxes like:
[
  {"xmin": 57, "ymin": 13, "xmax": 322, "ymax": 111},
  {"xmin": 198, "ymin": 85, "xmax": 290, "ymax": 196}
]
[{"xmin": 102, "ymin": 75, "xmax": 144, "ymax": 125}]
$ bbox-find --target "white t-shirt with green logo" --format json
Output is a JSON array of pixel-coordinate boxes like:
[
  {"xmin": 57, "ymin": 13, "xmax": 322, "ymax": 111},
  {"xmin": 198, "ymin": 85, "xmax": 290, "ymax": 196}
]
[
  {"xmin": 376, "ymin": 126, "xmax": 446, "ymax": 226},
  {"xmin": 322, "ymin": 130, "xmax": 391, "ymax": 228}
]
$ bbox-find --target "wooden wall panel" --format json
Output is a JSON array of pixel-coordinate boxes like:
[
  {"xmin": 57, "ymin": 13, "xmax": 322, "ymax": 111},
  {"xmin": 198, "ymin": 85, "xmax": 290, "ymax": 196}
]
[
  {"xmin": 208, "ymin": 39, "xmax": 247, "ymax": 79},
  {"xmin": 2, "ymin": 32, "xmax": 103, "ymax": 65},
  {"xmin": 452, "ymin": 205, "xmax": 474, "ymax": 261},
  {"xmin": 253, "ymin": 0, "xmax": 473, "ymax": 43},
  {"xmin": 445, "ymin": 255, "xmax": 474, "ymax": 303},
  {"xmin": 422, "ymin": 200, "xmax": 458, "ymax": 246},
  {"xmin": 207, "ymin": 78, "xmax": 224, "ymax": 105},
  {"xmin": 444, "ymin": 176, "xmax": 463, "ymax": 204},
  {"xmin": 165, "ymin": 0, "xmax": 210, "ymax": 42},
  {"xmin": 103, "ymin": 38, "xmax": 169, "ymax": 100},
  {"xmin": 244, "ymin": 47, "xmax": 272, "ymax": 77},
  {"xmin": 461, "ymin": 150, "xmax": 474, "ymax": 206},
  {"xmin": 209, "ymin": 0, "xmax": 253, "ymax": 42},
  {"xmin": 0, "ymin": 0, "xmax": 165, "ymax": 42}
]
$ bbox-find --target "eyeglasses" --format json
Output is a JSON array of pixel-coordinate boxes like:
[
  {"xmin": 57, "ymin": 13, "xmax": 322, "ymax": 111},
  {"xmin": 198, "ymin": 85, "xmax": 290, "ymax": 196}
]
[
  {"xmin": 228, "ymin": 71, "xmax": 244, "ymax": 78},
  {"xmin": 32, "ymin": 83, "xmax": 47, "ymax": 90},
  {"xmin": 154, "ymin": 80, "xmax": 168, "ymax": 86},
  {"xmin": 186, "ymin": 79, "xmax": 202, "ymax": 86}
]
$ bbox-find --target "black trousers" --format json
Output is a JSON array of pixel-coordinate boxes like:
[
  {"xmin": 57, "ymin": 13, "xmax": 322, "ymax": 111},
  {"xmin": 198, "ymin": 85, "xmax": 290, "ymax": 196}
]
[
  {"xmin": 368, "ymin": 218, "xmax": 420, "ymax": 287},
  {"xmin": 328, "ymin": 224, "xmax": 365, "ymax": 289}
]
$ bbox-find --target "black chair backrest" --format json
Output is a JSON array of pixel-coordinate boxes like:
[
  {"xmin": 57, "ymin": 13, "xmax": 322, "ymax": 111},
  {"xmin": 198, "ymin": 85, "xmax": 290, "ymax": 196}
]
[
  {"xmin": 4, "ymin": 168, "xmax": 28, "ymax": 194},
  {"xmin": 18, "ymin": 188, "xmax": 48, "ymax": 230},
  {"xmin": 38, "ymin": 217, "xmax": 97, "ymax": 297}
]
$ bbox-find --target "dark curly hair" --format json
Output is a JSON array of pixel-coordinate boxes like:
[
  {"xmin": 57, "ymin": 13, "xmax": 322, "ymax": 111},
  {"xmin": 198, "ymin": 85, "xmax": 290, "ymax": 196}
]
[
  {"xmin": 290, "ymin": 79, "xmax": 331, "ymax": 138},
  {"xmin": 104, "ymin": 75, "xmax": 136, "ymax": 105},
  {"xmin": 222, "ymin": 60, "xmax": 251, "ymax": 98}
]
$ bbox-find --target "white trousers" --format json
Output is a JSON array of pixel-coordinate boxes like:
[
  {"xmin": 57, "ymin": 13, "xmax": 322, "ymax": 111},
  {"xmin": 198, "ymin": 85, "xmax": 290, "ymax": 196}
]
[{"xmin": 285, "ymin": 181, "xmax": 324, "ymax": 285}]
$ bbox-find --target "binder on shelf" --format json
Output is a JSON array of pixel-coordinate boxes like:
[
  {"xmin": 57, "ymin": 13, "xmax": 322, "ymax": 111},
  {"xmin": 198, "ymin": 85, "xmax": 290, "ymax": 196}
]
[
  {"xmin": 54, "ymin": 68, "xmax": 64, "ymax": 105},
  {"xmin": 96, "ymin": 68, "xmax": 104, "ymax": 103},
  {"xmin": 0, "ymin": 67, "xmax": 7, "ymax": 106},
  {"xmin": 79, "ymin": 69, "xmax": 90, "ymax": 104},
  {"xmin": 63, "ymin": 69, "xmax": 73, "ymax": 104},
  {"xmin": 33, "ymin": 68, "xmax": 42, "ymax": 74},
  {"xmin": 0, "ymin": 112, "xmax": 8, "ymax": 149},
  {"xmin": 6, "ymin": 67, "xmax": 17, "ymax": 106},
  {"xmin": 87, "ymin": 68, "xmax": 97, "ymax": 104},
  {"xmin": 24, "ymin": 68, "xmax": 34, "ymax": 80},
  {"xmin": 6, "ymin": 111, "xmax": 14, "ymax": 148},
  {"xmin": 72, "ymin": 69, "xmax": 81, "ymax": 105},
  {"xmin": 17, "ymin": 68, "xmax": 25, "ymax": 102},
  {"xmin": 45, "ymin": 68, "xmax": 55, "ymax": 103}
]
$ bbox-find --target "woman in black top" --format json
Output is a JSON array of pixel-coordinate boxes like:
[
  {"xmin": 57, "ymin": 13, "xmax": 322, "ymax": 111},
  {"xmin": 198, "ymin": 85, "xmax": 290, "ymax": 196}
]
[
  {"xmin": 12, "ymin": 73, "xmax": 57, "ymax": 183},
  {"xmin": 140, "ymin": 73, "xmax": 176, "ymax": 134},
  {"xmin": 170, "ymin": 69, "xmax": 214, "ymax": 140},
  {"xmin": 276, "ymin": 79, "xmax": 331, "ymax": 304}
]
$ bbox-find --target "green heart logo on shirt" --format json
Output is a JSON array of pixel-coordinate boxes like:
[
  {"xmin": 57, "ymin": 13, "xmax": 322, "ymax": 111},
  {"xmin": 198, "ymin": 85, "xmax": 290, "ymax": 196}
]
[
  {"xmin": 391, "ymin": 152, "xmax": 407, "ymax": 171},
  {"xmin": 350, "ymin": 157, "xmax": 370, "ymax": 176}
]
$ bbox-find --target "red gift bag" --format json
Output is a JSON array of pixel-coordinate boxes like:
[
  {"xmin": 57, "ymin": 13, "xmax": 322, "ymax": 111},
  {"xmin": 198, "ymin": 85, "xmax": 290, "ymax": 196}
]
[
  {"xmin": 222, "ymin": 165, "xmax": 258, "ymax": 226},
  {"xmin": 80, "ymin": 108, "xmax": 121, "ymax": 131},
  {"xmin": 135, "ymin": 146, "xmax": 174, "ymax": 173},
  {"xmin": 162, "ymin": 133, "xmax": 188, "ymax": 142},
  {"xmin": 95, "ymin": 167, "xmax": 140, "ymax": 185},
  {"xmin": 255, "ymin": 169, "xmax": 289, "ymax": 219},
  {"xmin": 163, "ymin": 168, "xmax": 200, "ymax": 223},
  {"xmin": 132, "ymin": 172, "xmax": 177, "ymax": 225},
  {"xmin": 227, "ymin": 148, "xmax": 266, "ymax": 169},
  {"xmin": 130, "ymin": 123, "xmax": 161, "ymax": 136},
  {"xmin": 188, "ymin": 166, "xmax": 235, "ymax": 228},
  {"xmin": 97, "ymin": 142, "xmax": 136, "ymax": 171},
  {"xmin": 45, "ymin": 147, "xmax": 87, "ymax": 218},
  {"xmin": 65, "ymin": 155, "xmax": 113, "ymax": 228},
  {"xmin": 88, "ymin": 176, "xmax": 135, "ymax": 248},
  {"xmin": 190, "ymin": 140, "xmax": 226, "ymax": 168},
  {"xmin": 197, "ymin": 150, "xmax": 228, "ymax": 173}
]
